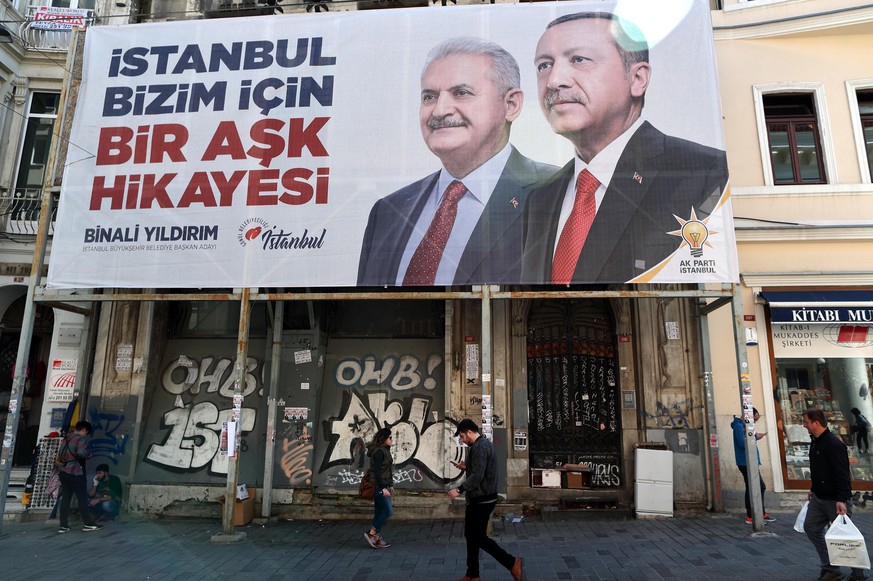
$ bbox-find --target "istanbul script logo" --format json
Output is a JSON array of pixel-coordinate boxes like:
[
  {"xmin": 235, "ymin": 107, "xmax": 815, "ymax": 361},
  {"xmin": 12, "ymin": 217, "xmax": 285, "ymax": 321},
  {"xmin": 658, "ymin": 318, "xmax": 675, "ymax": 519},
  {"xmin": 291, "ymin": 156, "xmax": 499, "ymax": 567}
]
[{"xmin": 237, "ymin": 218, "xmax": 326, "ymax": 252}]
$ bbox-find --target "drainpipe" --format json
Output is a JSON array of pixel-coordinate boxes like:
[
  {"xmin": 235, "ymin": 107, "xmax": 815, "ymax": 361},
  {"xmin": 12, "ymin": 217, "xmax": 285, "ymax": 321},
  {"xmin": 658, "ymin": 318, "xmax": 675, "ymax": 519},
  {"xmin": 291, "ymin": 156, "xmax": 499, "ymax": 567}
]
[
  {"xmin": 697, "ymin": 295, "xmax": 721, "ymax": 512},
  {"xmin": 261, "ymin": 295, "xmax": 284, "ymax": 519},
  {"xmin": 481, "ymin": 285, "xmax": 492, "ymax": 439}
]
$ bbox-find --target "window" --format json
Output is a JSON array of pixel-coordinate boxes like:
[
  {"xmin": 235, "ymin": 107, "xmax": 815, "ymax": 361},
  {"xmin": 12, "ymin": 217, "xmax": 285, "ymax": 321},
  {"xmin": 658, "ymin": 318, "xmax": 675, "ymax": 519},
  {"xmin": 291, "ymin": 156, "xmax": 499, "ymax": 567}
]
[
  {"xmin": 859, "ymin": 90, "xmax": 873, "ymax": 181},
  {"xmin": 15, "ymin": 93, "xmax": 60, "ymax": 197},
  {"xmin": 763, "ymin": 93, "xmax": 825, "ymax": 185}
]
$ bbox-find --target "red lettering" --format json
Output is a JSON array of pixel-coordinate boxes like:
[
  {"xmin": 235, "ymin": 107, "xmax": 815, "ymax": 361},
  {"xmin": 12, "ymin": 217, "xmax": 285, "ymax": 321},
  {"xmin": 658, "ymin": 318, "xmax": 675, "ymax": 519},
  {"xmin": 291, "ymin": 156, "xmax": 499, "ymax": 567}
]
[
  {"xmin": 177, "ymin": 172, "xmax": 217, "ymax": 208},
  {"xmin": 287, "ymin": 117, "xmax": 329, "ymax": 157},
  {"xmin": 201, "ymin": 121, "xmax": 247, "ymax": 161},
  {"xmin": 247, "ymin": 169, "xmax": 279, "ymax": 206},
  {"xmin": 278, "ymin": 168, "xmax": 313, "ymax": 205}
]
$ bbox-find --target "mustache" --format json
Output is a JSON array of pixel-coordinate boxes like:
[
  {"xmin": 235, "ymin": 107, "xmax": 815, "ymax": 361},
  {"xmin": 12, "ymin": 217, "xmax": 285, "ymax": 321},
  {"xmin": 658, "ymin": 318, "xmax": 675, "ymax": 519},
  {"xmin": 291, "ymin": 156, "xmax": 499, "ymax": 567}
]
[
  {"xmin": 543, "ymin": 90, "xmax": 584, "ymax": 108},
  {"xmin": 427, "ymin": 118, "xmax": 467, "ymax": 130}
]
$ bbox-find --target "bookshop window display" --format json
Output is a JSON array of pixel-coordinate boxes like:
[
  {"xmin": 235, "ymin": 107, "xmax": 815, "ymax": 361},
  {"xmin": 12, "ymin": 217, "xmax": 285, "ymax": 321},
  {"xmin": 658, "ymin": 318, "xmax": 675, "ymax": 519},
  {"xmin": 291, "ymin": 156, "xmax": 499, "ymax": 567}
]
[{"xmin": 773, "ymin": 323, "xmax": 873, "ymax": 486}]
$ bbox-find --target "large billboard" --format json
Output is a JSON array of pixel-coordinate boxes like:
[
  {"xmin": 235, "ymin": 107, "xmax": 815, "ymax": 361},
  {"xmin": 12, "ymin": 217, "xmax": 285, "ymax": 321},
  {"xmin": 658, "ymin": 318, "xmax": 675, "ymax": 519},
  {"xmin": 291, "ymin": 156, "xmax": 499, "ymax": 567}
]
[{"xmin": 48, "ymin": 0, "xmax": 736, "ymax": 288}]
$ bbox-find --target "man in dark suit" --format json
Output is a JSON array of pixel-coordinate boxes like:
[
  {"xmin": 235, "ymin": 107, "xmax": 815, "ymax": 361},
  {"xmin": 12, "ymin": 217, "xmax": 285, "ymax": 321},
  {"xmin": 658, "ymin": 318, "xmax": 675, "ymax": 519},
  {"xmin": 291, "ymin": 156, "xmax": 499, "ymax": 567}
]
[
  {"xmin": 521, "ymin": 12, "xmax": 728, "ymax": 284},
  {"xmin": 357, "ymin": 37, "xmax": 556, "ymax": 286}
]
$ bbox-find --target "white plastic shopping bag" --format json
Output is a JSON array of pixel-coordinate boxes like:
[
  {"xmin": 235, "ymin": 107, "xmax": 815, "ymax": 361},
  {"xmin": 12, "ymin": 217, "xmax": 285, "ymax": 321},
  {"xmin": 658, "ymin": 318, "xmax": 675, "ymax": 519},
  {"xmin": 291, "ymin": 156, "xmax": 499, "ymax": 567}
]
[
  {"xmin": 826, "ymin": 515, "xmax": 871, "ymax": 569},
  {"xmin": 794, "ymin": 501, "xmax": 809, "ymax": 533}
]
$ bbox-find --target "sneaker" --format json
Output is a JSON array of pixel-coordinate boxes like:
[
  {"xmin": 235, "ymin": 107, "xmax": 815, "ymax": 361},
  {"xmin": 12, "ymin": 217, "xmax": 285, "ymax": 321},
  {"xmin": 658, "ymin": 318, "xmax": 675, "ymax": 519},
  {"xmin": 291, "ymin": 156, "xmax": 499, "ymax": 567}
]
[
  {"xmin": 744, "ymin": 517, "xmax": 752, "ymax": 524},
  {"xmin": 763, "ymin": 513, "xmax": 776, "ymax": 522},
  {"xmin": 375, "ymin": 537, "xmax": 391, "ymax": 549},
  {"xmin": 57, "ymin": 527, "xmax": 71, "ymax": 534},
  {"xmin": 364, "ymin": 531, "xmax": 378, "ymax": 548},
  {"xmin": 82, "ymin": 524, "xmax": 103, "ymax": 532},
  {"xmin": 817, "ymin": 570, "xmax": 845, "ymax": 581}
]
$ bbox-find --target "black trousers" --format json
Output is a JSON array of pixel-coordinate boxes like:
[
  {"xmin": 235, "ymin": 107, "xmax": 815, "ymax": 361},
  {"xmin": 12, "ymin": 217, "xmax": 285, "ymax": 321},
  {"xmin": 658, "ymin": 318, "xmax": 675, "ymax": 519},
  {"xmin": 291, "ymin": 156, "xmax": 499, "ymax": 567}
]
[
  {"xmin": 58, "ymin": 472, "xmax": 96, "ymax": 528},
  {"xmin": 464, "ymin": 501, "xmax": 515, "ymax": 577},
  {"xmin": 738, "ymin": 465, "xmax": 766, "ymax": 518}
]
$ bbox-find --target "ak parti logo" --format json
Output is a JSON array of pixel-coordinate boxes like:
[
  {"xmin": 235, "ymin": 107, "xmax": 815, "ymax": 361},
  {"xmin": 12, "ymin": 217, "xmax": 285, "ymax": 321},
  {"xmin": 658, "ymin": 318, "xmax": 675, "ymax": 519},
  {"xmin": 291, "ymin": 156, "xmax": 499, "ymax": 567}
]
[{"xmin": 237, "ymin": 218, "xmax": 269, "ymax": 247}]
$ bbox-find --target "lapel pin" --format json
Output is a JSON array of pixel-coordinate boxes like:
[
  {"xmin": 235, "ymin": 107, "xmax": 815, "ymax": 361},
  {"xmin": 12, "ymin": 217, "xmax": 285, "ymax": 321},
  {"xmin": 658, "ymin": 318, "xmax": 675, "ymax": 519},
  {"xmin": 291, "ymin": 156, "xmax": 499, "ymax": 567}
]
[
  {"xmin": 510, "ymin": 197, "xmax": 519, "ymax": 208},
  {"xmin": 633, "ymin": 172, "xmax": 643, "ymax": 184}
]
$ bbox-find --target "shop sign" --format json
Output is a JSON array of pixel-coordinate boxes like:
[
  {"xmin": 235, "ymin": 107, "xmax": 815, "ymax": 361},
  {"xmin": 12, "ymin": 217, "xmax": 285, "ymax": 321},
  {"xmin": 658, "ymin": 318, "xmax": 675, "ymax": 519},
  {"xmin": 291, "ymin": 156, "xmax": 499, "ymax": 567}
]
[
  {"xmin": 771, "ymin": 323, "xmax": 873, "ymax": 358},
  {"xmin": 771, "ymin": 306, "xmax": 873, "ymax": 324}
]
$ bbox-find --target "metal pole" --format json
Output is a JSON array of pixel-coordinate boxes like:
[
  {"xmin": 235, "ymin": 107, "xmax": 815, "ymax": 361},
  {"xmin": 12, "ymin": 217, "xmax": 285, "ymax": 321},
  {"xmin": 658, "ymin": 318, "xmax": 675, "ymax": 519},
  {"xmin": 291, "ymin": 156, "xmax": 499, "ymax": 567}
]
[
  {"xmin": 481, "ymin": 285, "xmax": 492, "ymax": 439},
  {"xmin": 261, "ymin": 296, "xmax": 284, "ymax": 519},
  {"xmin": 731, "ymin": 284, "xmax": 765, "ymax": 532},
  {"xmin": 697, "ymin": 297, "xmax": 722, "ymax": 512},
  {"xmin": 216, "ymin": 288, "xmax": 251, "ymax": 540}
]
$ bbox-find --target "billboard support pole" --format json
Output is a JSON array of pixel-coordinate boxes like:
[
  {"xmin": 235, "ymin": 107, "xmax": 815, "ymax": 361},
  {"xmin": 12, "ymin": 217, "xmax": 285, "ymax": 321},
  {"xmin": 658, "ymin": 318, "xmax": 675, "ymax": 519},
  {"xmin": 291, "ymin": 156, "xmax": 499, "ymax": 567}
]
[{"xmin": 212, "ymin": 287, "xmax": 252, "ymax": 543}]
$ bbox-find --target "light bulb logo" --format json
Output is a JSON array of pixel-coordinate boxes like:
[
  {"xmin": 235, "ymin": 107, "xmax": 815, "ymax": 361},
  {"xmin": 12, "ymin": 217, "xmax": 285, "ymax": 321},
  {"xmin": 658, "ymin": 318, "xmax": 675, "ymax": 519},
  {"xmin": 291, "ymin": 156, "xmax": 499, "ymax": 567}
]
[
  {"xmin": 668, "ymin": 207, "xmax": 716, "ymax": 258},
  {"xmin": 680, "ymin": 220, "xmax": 708, "ymax": 257}
]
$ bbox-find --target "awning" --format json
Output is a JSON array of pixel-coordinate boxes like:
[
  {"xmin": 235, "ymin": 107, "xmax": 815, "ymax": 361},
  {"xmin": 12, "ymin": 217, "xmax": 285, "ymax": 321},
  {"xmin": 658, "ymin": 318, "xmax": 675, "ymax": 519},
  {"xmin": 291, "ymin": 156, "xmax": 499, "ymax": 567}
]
[{"xmin": 760, "ymin": 291, "xmax": 873, "ymax": 323}]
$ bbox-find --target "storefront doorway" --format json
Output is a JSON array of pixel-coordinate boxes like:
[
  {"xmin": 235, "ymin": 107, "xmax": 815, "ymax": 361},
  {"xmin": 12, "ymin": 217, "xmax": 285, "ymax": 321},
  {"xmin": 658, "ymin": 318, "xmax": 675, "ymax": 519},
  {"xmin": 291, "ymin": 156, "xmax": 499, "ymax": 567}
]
[{"xmin": 526, "ymin": 299, "xmax": 622, "ymax": 488}]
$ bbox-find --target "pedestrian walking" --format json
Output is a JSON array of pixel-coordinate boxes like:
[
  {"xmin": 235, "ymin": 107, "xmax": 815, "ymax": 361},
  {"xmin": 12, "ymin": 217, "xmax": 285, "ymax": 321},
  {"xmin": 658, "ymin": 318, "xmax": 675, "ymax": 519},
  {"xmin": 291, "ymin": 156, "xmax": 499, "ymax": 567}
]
[
  {"xmin": 57, "ymin": 420, "xmax": 103, "ymax": 533},
  {"xmin": 802, "ymin": 408, "xmax": 868, "ymax": 581},
  {"xmin": 364, "ymin": 427, "xmax": 394, "ymax": 549},
  {"xmin": 448, "ymin": 419, "xmax": 522, "ymax": 581},
  {"xmin": 731, "ymin": 407, "xmax": 775, "ymax": 524},
  {"xmin": 850, "ymin": 407, "xmax": 870, "ymax": 454}
]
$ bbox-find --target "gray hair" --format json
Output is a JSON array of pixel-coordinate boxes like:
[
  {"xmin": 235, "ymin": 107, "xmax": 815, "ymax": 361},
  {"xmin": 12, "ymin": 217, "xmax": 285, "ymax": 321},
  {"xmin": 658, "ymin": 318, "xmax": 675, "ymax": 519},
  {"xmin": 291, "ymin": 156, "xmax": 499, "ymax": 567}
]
[
  {"xmin": 423, "ymin": 37, "xmax": 521, "ymax": 96},
  {"xmin": 547, "ymin": 12, "xmax": 649, "ymax": 74}
]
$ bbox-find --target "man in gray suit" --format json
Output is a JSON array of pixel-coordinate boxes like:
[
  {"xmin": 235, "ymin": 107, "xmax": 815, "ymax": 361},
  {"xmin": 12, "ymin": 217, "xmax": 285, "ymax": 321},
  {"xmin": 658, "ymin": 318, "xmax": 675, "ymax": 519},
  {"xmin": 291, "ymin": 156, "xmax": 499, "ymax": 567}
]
[{"xmin": 357, "ymin": 37, "xmax": 556, "ymax": 286}]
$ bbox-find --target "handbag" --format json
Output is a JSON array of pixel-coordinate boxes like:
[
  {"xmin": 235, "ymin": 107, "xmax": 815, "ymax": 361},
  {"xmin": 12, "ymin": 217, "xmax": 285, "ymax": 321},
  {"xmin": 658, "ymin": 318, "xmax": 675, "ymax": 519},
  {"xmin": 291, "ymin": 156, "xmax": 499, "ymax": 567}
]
[
  {"xmin": 359, "ymin": 469, "xmax": 375, "ymax": 501},
  {"xmin": 45, "ymin": 472, "xmax": 61, "ymax": 499},
  {"xmin": 826, "ymin": 514, "xmax": 871, "ymax": 569},
  {"xmin": 794, "ymin": 501, "xmax": 809, "ymax": 533}
]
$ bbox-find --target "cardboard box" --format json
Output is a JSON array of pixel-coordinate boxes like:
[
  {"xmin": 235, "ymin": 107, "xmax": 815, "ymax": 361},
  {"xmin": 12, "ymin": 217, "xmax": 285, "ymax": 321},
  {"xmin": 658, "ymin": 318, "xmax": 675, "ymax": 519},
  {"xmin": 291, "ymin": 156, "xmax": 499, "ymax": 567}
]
[
  {"xmin": 564, "ymin": 471, "xmax": 591, "ymax": 489},
  {"xmin": 531, "ymin": 469, "xmax": 561, "ymax": 488},
  {"xmin": 217, "ymin": 487, "xmax": 257, "ymax": 526}
]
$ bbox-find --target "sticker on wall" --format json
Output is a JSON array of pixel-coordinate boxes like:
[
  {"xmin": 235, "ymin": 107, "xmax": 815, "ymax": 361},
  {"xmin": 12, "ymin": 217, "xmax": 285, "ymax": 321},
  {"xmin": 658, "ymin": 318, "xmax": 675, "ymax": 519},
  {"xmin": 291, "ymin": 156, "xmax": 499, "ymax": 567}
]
[
  {"xmin": 294, "ymin": 350, "xmax": 312, "ymax": 365},
  {"xmin": 116, "ymin": 344, "xmax": 133, "ymax": 371},
  {"xmin": 665, "ymin": 321, "xmax": 680, "ymax": 340},
  {"xmin": 301, "ymin": 382, "xmax": 310, "ymax": 390},
  {"xmin": 513, "ymin": 430, "xmax": 527, "ymax": 451},
  {"xmin": 466, "ymin": 343, "xmax": 479, "ymax": 383},
  {"xmin": 622, "ymin": 390, "xmax": 636, "ymax": 410},
  {"xmin": 284, "ymin": 407, "xmax": 308, "ymax": 421}
]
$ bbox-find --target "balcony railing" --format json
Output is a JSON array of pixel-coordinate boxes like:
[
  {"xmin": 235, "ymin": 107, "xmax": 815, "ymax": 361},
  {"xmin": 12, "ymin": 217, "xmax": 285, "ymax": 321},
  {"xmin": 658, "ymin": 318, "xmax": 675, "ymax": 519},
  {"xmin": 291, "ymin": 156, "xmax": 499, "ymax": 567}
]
[
  {"xmin": 19, "ymin": 5, "xmax": 94, "ymax": 51},
  {"xmin": 0, "ymin": 188, "xmax": 58, "ymax": 236}
]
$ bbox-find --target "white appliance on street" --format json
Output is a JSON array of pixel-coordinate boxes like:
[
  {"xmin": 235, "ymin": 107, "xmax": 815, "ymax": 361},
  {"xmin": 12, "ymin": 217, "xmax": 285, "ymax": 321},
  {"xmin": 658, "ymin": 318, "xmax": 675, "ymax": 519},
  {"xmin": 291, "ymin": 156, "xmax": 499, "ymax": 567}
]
[{"xmin": 634, "ymin": 447, "xmax": 674, "ymax": 517}]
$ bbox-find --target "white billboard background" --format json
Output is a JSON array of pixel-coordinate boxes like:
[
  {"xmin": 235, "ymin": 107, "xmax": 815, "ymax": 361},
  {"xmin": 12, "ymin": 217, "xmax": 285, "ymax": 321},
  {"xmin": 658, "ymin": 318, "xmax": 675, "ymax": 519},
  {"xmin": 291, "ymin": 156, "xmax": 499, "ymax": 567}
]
[{"xmin": 49, "ymin": 0, "xmax": 732, "ymax": 288}]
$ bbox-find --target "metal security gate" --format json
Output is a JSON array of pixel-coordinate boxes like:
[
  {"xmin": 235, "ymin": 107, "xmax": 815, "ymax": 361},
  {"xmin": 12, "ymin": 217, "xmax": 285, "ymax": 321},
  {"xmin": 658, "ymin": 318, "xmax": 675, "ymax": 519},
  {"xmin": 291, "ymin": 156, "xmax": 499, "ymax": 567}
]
[{"xmin": 527, "ymin": 299, "xmax": 622, "ymax": 488}]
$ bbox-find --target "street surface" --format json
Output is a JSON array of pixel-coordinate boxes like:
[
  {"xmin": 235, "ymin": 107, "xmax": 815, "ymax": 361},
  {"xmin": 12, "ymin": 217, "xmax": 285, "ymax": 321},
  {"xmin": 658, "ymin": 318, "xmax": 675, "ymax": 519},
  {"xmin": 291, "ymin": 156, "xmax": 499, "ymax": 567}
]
[{"xmin": 0, "ymin": 510, "xmax": 869, "ymax": 580}]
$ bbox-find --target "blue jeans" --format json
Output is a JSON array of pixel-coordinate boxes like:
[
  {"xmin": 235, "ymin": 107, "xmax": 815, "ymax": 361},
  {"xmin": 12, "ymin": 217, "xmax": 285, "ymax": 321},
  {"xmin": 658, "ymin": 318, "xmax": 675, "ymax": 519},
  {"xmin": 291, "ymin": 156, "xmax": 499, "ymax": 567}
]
[
  {"xmin": 372, "ymin": 488, "xmax": 394, "ymax": 534},
  {"xmin": 91, "ymin": 499, "xmax": 119, "ymax": 520}
]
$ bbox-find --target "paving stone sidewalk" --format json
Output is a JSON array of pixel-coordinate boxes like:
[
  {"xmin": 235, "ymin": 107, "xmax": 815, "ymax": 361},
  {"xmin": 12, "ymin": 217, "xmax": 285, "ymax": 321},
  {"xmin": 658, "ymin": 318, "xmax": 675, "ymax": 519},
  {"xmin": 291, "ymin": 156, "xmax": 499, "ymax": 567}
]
[{"xmin": 0, "ymin": 510, "xmax": 870, "ymax": 581}]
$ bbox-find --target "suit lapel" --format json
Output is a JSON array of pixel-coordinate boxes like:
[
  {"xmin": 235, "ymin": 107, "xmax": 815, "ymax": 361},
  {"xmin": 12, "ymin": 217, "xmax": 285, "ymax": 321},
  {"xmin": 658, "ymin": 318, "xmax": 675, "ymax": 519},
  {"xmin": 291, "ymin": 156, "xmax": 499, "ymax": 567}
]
[
  {"xmin": 574, "ymin": 122, "xmax": 663, "ymax": 281},
  {"xmin": 454, "ymin": 149, "xmax": 528, "ymax": 283},
  {"xmin": 525, "ymin": 161, "xmax": 575, "ymax": 281}
]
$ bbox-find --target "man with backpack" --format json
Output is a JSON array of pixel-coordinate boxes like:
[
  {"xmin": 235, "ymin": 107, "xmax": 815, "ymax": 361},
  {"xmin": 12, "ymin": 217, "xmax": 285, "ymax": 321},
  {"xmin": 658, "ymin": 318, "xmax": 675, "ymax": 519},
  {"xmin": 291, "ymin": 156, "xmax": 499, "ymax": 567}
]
[{"xmin": 56, "ymin": 421, "xmax": 103, "ymax": 533}]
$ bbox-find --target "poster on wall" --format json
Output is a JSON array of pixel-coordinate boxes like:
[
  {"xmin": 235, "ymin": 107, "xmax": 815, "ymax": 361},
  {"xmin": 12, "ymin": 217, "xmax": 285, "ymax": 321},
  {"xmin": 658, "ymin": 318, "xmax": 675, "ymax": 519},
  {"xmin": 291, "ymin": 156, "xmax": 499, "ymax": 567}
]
[
  {"xmin": 46, "ymin": 359, "xmax": 77, "ymax": 402},
  {"xmin": 49, "ymin": 0, "xmax": 735, "ymax": 289}
]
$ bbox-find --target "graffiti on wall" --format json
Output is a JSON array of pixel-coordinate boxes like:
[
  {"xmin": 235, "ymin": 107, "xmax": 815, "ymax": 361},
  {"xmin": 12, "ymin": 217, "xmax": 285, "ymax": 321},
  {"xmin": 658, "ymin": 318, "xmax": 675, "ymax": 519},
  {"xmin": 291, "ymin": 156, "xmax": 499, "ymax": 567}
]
[
  {"xmin": 144, "ymin": 354, "xmax": 261, "ymax": 475},
  {"xmin": 335, "ymin": 353, "xmax": 443, "ymax": 391},
  {"xmin": 644, "ymin": 398, "xmax": 702, "ymax": 429},
  {"xmin": 88, "ymin": 406, "xmax": 129, "ymax": 465},
  {"xmin": 279, "ymin": 422, "xmax": 313, "ymax": 486},
  {"xmin": 319, "ymin": 351, "xmax": 460, "ymax": 487},
  {"xmin": 320, "ymin": 389, "xmax": 461, "ymax": 485}
]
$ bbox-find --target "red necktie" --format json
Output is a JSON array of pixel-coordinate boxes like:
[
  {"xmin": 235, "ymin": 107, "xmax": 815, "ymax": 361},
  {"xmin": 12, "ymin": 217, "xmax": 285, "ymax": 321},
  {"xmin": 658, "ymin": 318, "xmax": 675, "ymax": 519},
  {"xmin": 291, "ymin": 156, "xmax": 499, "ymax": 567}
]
[
  {"xmin": 403, "ymin": 180, "xmax": 467, "ymax": 286},
  {"xmin": 551, "ymin": 169, "xmax": 599, "ymax": 284}
]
